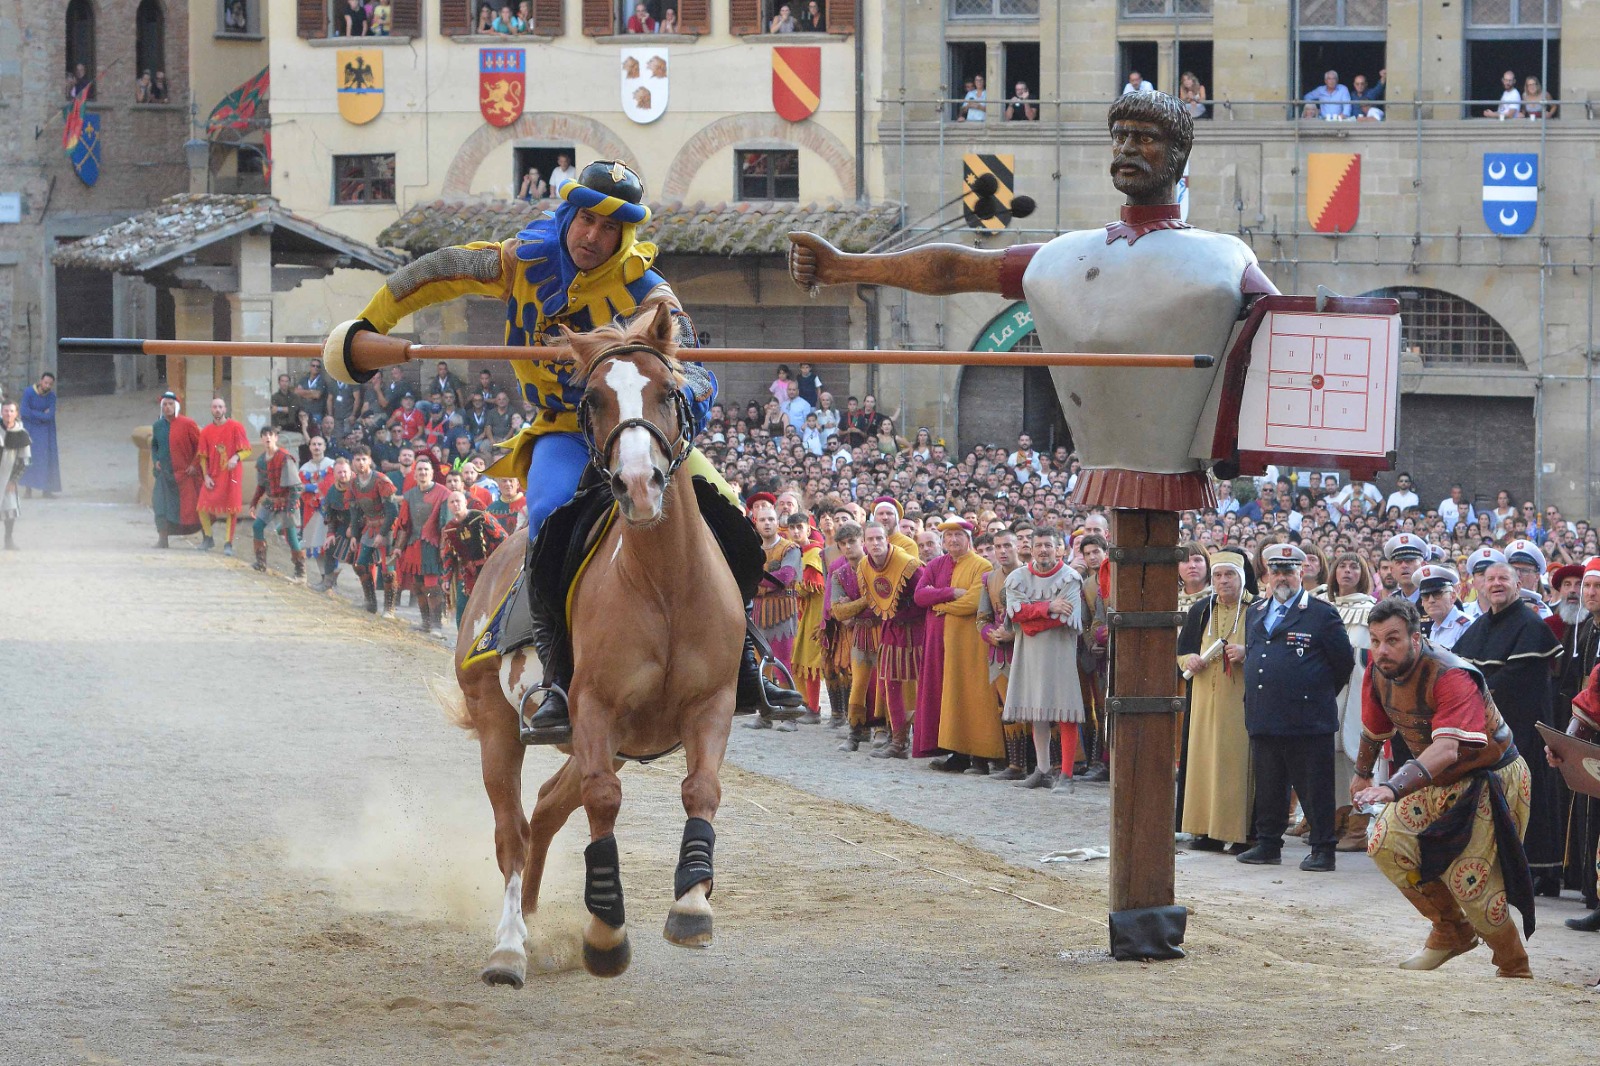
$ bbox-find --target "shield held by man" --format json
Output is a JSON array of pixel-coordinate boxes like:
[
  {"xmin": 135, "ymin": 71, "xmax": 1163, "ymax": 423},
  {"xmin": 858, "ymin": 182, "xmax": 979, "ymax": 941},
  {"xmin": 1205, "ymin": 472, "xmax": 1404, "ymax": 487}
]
[
  {"xmin": 337, "ymin": 49, "xmax": 383, "ymax": 125},
  {"xmin": 772, "ymin": 46, "xmax": 821, "ymax": 122},
  {"xmin": 479, "ymin": 48, "xmax": 525, "ymax": 128},
  {"xmin": 1483, "ymin": 152, "xmax": 1537, "ymax": 236}
]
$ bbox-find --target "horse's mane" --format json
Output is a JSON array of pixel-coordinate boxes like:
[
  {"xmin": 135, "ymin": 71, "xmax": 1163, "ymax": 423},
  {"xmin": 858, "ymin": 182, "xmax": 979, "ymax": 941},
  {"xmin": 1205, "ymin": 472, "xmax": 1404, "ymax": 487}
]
[{"xmin": 565, "ymin": 303, "xmax": 684, "ymax": 383}]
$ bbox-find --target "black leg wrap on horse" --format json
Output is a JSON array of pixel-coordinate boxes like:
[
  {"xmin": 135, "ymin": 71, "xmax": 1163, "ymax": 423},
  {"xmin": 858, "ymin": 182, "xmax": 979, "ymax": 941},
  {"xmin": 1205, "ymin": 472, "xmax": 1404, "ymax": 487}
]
[
  {"xmin": 584, "ymin": 834, "xmax": 627, "ymax": 929},
  {"xmin": 674, "ymin": 818, "xmax": 716, "ymax": 900}
]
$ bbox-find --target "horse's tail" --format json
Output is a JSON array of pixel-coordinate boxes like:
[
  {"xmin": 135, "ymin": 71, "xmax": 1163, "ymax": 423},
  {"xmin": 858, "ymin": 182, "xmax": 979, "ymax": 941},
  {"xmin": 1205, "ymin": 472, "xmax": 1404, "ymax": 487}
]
[{"xmin": 425, "ymin": 674, "xmax": 478, "ymax": 736}]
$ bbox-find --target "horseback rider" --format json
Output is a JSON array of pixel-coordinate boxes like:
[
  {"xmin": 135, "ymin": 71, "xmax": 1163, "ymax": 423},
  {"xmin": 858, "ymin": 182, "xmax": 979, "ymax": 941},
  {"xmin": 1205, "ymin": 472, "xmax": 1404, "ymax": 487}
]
[{"xmin": 321, "ymin": 160, "xmax": 803, "ymax": 741}]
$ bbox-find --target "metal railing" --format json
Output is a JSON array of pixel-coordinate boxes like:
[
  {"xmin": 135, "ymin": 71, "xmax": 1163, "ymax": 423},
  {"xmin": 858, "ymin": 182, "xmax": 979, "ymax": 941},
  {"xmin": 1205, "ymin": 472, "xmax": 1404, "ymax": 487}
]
[{"xmin": 880, "ymin": 94, "xmax": 1586, "ymax": 123}]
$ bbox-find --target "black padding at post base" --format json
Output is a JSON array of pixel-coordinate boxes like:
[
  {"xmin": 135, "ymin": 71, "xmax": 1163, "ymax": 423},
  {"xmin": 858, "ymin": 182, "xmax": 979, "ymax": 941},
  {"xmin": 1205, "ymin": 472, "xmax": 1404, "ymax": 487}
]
[{"xmin": 1108, "ymin": 905, "xmax": 1188, "ymax": 961}]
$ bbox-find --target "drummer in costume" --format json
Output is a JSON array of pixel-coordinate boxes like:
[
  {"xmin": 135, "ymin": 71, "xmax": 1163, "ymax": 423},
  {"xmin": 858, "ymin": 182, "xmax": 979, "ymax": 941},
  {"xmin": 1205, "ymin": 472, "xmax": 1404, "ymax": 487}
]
[
  {"xmin": 320, "ymin": 161, "xmax": 799, "ymax": 740},
  {"xmin": 391, "ymin": 454, "xmax": 451, "ymax": 633},
  {"xmin": 1354, "ymin": 597, "xmax": 1536, "ymax": 979}
]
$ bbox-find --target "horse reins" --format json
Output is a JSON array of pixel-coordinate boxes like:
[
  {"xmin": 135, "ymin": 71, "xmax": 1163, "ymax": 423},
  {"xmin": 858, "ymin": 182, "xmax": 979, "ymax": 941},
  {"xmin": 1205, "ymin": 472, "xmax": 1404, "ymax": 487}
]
[{"xmin": 576, "ymin": 342, "xmax": 693, "ymax": 479}]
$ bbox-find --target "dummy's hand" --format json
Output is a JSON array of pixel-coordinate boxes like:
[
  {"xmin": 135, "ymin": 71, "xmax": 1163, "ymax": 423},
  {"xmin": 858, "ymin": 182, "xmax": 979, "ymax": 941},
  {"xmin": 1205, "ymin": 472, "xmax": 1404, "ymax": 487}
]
[{"xmin": 788, "ymin": 232, "xmax": 846, "ymax": 291}]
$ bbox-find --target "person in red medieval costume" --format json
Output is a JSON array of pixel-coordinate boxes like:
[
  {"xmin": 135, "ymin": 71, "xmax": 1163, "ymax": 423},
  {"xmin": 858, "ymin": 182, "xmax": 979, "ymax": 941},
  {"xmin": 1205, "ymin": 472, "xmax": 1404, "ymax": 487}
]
[
  {"xmin": 391, "ymin": 453, "xmax": 451, "ymax": 632},
  {"xmin": 150, "ymin": 390, "xmax": 202, "ymax": 548},
  {"xmin": 195, "ymin": 395, "xmax": 251, "ymax": 556},
  {"xmin": 440, "ymin": 489, "xmax": 508, "ymax": 627}
]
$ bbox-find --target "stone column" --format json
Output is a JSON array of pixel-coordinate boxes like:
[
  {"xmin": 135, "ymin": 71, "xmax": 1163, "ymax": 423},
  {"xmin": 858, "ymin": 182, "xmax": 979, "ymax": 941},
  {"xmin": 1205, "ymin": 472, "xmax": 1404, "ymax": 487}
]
[
  {"xmin": 228, "ymin": 232, "xmax": 278, "ymax": 436},
  {"xmin": 170, "ymin": 287, "xmax": 217, "ymax": 403}
]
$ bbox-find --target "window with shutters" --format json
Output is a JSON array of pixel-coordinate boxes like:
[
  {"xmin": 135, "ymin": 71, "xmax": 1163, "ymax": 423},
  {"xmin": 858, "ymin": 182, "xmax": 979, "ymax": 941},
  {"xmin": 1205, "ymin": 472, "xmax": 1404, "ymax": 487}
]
[
  {"xmin": 736, "ymin": 150, "xmax": 799, "ymax": 201},
  {"xmin": 334, "ymin": 154, "xmax": 397, "ymax": 205}
]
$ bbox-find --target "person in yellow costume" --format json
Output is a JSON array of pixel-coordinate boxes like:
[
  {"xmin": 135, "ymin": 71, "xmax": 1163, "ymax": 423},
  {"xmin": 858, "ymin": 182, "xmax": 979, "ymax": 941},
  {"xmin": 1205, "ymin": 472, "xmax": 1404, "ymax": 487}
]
[{"xmin": 321, "ymin": 161, "xmax": 802, "ymax": 741}]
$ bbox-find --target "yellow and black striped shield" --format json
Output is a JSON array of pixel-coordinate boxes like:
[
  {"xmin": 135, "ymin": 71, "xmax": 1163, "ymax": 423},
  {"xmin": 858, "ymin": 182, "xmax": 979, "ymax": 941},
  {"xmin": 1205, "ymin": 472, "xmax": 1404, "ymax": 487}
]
[{"xmin": 962, "ymin": 153, "xmax": 1015, "ymax": 230}]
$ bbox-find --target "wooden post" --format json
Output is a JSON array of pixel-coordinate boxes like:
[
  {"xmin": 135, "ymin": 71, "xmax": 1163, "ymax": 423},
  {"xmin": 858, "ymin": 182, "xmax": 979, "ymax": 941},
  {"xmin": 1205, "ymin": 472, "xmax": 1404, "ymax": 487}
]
[{"xmin": 1107, "ymin": 509, "xmax": 1181, "ymax": 917}]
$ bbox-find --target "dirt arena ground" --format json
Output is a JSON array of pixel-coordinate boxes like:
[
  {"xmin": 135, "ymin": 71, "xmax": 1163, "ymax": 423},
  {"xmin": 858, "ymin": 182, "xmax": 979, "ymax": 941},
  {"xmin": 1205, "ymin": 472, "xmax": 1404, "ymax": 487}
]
[{"xmin": 1, "ymin": 393, "xmax": 1595, "ymax": 1065}]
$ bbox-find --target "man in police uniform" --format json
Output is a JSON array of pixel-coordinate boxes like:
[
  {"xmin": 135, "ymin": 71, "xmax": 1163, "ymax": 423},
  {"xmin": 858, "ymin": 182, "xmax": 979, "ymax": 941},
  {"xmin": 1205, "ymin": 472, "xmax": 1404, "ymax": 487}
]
[
  {"xmin": 1503, "ymin": 539, "xmax": 1554, "ymax": 620},
  {"xmin": 1461, "ymin": 546, "xmax": 1507, "ymax": 620},
  {"xmin": 1236, "ymin": 543, "xmax": 1356, "ymax": 872},
  {"xmin": 1382, "ymin": 532, "xmax": 1429, "ymax": 603},
  {"xmin": 1415, "ymin": 563, "xmax": 1472, "ymax": 650},
  {"xmin": 321, "ymin": 161, "xmax": 801, "ymax": 741}
]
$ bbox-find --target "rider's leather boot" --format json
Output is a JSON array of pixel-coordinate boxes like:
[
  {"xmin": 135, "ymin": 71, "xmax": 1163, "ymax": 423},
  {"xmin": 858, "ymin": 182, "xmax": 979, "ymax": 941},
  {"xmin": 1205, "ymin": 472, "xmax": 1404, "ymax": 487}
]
[
  {"xmin": 520, "ymin": 593, "xmax": 572, "ymax": 745},
  {"xmin": 737, "ymin": 620, "xmax": 805, "ymax": 720}
]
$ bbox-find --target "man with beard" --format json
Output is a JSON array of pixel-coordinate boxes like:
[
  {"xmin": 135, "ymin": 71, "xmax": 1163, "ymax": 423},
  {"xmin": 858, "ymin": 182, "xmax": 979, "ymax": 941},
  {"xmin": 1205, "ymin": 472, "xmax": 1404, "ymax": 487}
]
[
  {"xmin": 439, "ymin": 489, "xmax": 508, "ymax": 628},
  {"xmin": 1453, "ymin": 561, "xmax": 1564, "ymax": 895},
  {"xmin": 150, "ymin": 391, "xmax": 201, "ymax": 549},
  {"xmin": 196, "ymin": 396, "xmax": 252, "ymax": 556},
  {"xmin": 1555, "ymin": 556, "xmax": 1600, "ymax": 927},
  {"xmin": 1005, "ymin": 526, "xmax": 1087, "ymax": 791},
  {"xmin": 1416, "ymin": 563, "xmax": 1472, "ymax": 650},
  {"xmin": 1235, "ymin": 544, "xmax": 1354, "ymax": 872},
  {"xmin": 789, "ymin": 90, "xmax": 1276, "ymax": 512},
  {"xmin": 1502, "ymin": 539, "xmax": 1554, "ymax": 620},
  {"xmin": 1354, "ymin": 598, "xmax": 1535, "ymax": 978},
  {"xmin": 1545, "ymin": 562, "xmax": 1586, "ymax": 643},
  {"xmin": 1460, "ymin": 546, "xmax": 1506, "ymax": 620},
  {"xmin": 331, "ymin": 446, "xmax": 398, "ymax": 615}
]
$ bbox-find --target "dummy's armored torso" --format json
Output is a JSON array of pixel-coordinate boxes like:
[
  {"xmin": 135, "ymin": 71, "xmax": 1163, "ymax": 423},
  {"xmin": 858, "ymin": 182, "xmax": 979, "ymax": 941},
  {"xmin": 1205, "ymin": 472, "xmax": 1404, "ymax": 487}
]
[{"xmin": 1023, "ymin": 226, "xmax": 1259, "ymax": 477}]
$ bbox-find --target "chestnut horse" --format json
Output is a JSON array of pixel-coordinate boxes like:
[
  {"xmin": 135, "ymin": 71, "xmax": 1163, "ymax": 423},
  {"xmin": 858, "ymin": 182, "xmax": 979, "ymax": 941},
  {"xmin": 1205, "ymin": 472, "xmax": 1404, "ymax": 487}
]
[{"xmin": 445, "ymin": 304, "xmax": 745, "ymax": 985}]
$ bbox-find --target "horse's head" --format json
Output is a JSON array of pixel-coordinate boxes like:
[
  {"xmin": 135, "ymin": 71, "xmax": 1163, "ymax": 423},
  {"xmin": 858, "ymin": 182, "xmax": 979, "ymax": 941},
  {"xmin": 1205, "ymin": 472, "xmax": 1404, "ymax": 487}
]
[{"xmin": 569, "ymin": 302, "xmax": 690, "ymax": 526}]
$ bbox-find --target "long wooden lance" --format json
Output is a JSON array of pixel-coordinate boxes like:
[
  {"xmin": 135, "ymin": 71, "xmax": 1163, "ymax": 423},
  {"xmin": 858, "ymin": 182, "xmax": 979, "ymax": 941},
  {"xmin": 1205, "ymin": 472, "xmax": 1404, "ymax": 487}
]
[{"xmin": 59, "ymin": 336, "xmax": 1214, "ymax": 371}]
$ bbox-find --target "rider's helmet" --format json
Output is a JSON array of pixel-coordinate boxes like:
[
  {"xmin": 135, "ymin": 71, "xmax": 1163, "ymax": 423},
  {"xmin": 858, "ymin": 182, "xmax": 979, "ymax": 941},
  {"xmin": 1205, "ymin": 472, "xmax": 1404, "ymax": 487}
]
[{"xmin": 557, "ymin": 160, "xmax": 650, "ymax": 225}]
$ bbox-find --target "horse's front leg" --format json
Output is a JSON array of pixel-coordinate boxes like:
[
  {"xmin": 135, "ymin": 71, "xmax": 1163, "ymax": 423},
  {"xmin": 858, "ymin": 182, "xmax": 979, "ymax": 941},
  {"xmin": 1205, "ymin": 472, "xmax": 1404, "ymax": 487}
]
[
  {"xmin": 664, "ymin": 692, "xmax": 734, "ymax": 949},
  {"xmin": 574, "ymin": 699, "xmax": 631, "ymax": 978}
]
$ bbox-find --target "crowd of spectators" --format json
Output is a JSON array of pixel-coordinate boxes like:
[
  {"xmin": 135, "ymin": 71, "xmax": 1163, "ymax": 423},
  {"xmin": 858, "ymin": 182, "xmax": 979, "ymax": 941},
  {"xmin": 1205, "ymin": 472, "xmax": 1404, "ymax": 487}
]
[{"xmin": 1302, "ymin": 68, "xmax": 1387, "ymax": 122}]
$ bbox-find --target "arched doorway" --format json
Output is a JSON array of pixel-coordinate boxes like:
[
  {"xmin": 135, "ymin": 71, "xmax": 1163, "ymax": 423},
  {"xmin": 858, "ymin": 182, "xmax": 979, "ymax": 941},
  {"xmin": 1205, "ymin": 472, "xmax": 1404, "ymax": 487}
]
[
  {"xmin": 957, "ymin": 302, "xmax": 1071, "ymax": 456},
  {"xmin": 1358, "ymin": 286, "xmax": 1532, "ymax": 510}
]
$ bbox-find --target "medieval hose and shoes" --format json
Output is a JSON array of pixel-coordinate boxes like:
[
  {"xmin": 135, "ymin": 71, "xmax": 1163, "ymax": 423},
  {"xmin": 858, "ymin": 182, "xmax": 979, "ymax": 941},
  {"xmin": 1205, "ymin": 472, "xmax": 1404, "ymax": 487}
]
[
  {"xmin": 1079, "ymin": 763, "xmax": 1110, "ymax": 783},
  {"xmin": 963, "ymin": 758, "xmax": 993, "ymax": 776},
  {"xmin": 1566, "ymin": 908, "xmax": 1600, "ymax": 932},
  {"xmin": 223, "ymin": 542, "xmax": 234, "ymax": 557},
  {"xmin": 930, "ymin": 753, "xmax": 970, "ymax": 773},
  {"xmin": 252, "ymin": 541, "xmax": 268, "ymax": 571},
  {"xmin": 869, "ymin": 726, "xmax": 909, "ymax": 760},
  {"xmin": 837, "ymin": 727, "xmax": 867, "ymax": 752},
  {"xmin": 196, "ymin": 535, "xmax": 214, "ymax": 552},
  {"xmin": 1015, "ymin": 768, "xmax": 1054, "ymax": 789}
]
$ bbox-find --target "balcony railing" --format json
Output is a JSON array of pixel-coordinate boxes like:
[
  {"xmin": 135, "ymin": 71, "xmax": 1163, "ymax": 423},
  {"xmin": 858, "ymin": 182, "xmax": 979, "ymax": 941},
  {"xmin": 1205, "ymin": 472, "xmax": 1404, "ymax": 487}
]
[{"xmin": 1120, "ymin": 0, "xmax": 1211, "ymax": 18}]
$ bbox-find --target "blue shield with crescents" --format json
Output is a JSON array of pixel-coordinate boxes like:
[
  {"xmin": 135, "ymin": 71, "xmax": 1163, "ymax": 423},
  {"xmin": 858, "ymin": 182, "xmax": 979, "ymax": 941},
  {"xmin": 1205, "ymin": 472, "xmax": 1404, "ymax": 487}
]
[{"xmin": 1482, "ymin": 153, "xmax": 1537, "ymax": 236}]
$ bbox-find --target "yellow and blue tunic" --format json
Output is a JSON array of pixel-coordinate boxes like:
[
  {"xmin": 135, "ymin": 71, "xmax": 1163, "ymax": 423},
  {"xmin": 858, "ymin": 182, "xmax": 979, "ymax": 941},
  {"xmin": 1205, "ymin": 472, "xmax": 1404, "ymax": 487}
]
[{"xmin": 352, "ymin": 183, "xmax": 728, "ymax": 531}]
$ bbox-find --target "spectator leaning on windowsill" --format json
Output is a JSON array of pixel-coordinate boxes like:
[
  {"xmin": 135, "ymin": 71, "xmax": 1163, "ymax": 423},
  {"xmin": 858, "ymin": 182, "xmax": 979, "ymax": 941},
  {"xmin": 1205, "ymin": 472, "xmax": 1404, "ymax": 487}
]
[{"xmin": 1304, "ymin": 70, "xmax": 1352, "ymax": 119}]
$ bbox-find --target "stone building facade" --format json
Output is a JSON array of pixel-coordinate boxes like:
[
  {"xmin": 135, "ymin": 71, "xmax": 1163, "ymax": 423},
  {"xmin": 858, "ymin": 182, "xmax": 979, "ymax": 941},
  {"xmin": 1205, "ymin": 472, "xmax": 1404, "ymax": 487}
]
[
  {"xmin": 0, "ymin": 0, "xmax": 268, "ymax": 398},
  {"xmin": 875, "ymin": 0, "xmax": 1600, "ymax": 517}
]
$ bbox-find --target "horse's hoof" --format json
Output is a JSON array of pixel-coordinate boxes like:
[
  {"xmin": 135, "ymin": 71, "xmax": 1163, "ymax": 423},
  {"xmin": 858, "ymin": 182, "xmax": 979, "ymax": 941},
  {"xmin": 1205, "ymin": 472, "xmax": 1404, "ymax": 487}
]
[
  {"xmin": 663, "ymin": 909, "xmax": 714, "ymax": 948},
  {"xmin": 582, "ymin": 934, "xmax": 632, "ymax": 978},
  {"xmin": 480, "ymin": 962, "xmax": 526, "ymax": 989}
]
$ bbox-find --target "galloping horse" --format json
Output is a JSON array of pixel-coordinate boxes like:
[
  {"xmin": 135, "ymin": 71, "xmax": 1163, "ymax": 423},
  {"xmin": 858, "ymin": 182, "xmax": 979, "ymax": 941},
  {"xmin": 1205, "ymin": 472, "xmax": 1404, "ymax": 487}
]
[{"xmin": 446, "ymin": 303, "xmax": 746, "ymax": 985}]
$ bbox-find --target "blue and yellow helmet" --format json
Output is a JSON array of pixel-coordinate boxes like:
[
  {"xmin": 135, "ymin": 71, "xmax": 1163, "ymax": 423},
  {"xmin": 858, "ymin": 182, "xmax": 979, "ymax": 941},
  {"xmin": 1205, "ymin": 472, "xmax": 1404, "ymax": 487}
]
[{"xmin": 557, "ymin": 160, "xmax": 651, "ymax": 225}]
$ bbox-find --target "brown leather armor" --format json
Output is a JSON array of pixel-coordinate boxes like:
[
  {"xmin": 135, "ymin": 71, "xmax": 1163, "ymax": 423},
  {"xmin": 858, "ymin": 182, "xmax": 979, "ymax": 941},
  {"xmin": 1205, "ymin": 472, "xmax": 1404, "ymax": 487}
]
[{"xmin": 1367, "ymin": 642, "xmax": 1513, "ymax": 787}]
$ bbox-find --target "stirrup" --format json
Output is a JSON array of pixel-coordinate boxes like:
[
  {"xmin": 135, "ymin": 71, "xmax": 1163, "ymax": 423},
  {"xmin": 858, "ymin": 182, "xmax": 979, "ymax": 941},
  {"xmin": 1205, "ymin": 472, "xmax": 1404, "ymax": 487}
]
[
  {"xmin": 749, "ymin": 650, "xmax": 805, "ymax": 721},
  {"xmin": 517, "ymin": 680, "xmax": 571, "ymax": 745}
]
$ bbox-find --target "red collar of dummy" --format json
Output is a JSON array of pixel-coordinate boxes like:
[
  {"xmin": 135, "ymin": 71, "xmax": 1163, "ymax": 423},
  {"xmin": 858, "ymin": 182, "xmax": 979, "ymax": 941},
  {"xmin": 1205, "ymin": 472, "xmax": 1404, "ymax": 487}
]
[{"xmin": 1105, "ymin": 203, "xmax": 1192, "ymax": 246}]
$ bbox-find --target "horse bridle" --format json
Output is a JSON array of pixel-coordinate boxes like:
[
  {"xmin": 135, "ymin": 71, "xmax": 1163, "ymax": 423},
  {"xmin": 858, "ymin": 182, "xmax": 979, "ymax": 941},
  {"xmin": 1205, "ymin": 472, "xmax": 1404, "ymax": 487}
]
[{"xmin": 577, "ymin": 343, "xmax": 693, "ymax": 479}]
